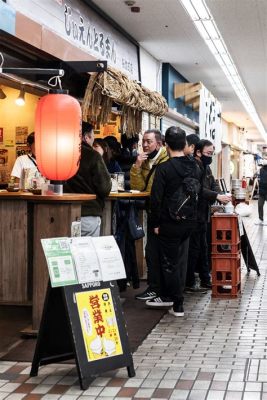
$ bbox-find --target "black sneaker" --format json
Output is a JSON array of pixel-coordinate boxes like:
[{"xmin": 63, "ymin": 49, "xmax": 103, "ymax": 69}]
[
  {"xmin": 146, "ymin": 296, "xmax": 174, "ymax": 307},
  {"xmin": 200, "ymin": 282, "xmax": 212, "ymax": 289},
  {"xmin": 135, "ymin": 289, "xmax": 157, "ymax": 301},
  {"xmin": 185, "ymin": 285, "xmax": 207, "ymax": 294},
  {"xmin": 169, "ymin": 304, "xmax": 184, "ymax": 317}
]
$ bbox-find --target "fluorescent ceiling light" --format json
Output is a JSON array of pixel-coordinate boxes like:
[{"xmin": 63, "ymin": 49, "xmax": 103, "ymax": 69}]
[
  {"xmin": 227, "ymin": 64, "xmax": 238, "ymax": 76},
  {"xmin": 190, "ymin": 0, "xmax": 210, "ymax": 19},
  {"xmin": 220, "ymin": 52, "xmax": 232, "ymax": 66},
  {"xmin": 213, "ymin": 39, "xmax": 227, "ymax": 54},
  {"xmin": 202, "ymin": 20, "xmax": 219, "ymax": 40},
  {"xmin": 180, "ymin": 0, "xmax": 267, "ymax": 141},
  {"xmin": 179, "ymin": 0, "xmax": 199, "ymax": 20},
  {"xmin": 193, "ymin": 20, "xmax": 209, "ymax": 39},
  {"xmin": 205, "ymin": 39, "xmax": 219, "ymax": 55},
  {"xmin": 214, "ymin": 54, "xmax": 225, "ymax": 68}
]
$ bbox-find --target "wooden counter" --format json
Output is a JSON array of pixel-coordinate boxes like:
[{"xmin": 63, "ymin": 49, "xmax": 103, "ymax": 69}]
[
  {"xmin": 0, "ymin": 191, "xmax": 148, "ymax": 331},
  {"xmin": 102, "ymin": 191, "xmax": 150, "ymax": 235},
  {"xmin": 102, "ymin": 192, "xmax": 150, "ymax": 279},
  {"xmin": 0, "ymin": 191, "xmax": 96, "ymax": 332}
]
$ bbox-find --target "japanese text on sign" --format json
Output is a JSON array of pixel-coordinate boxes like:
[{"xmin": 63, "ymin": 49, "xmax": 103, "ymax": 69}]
[{"xmin": 76, "ymin": 289, "xmax": 123, "ymax": 362}]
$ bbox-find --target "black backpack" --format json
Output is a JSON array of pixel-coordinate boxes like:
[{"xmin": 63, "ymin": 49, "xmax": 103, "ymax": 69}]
[{"xmin": 168, "ymin": 160, "xmax": 201, "ymax": 222}]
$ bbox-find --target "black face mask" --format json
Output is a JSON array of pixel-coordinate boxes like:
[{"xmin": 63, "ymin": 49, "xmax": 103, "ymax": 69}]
[
  {"xmin": 147, "ymin": 148, "xmax": 159, "ymax": 159},
  {"xmin": 201, "ymin": 154, "xmax": 213, "ymax": 166}
]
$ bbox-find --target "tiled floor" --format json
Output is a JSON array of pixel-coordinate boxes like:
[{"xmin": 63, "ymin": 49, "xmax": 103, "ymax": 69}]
[{"xmin": 1, "ymin": 202, "xmax": 267, "ymax": 399}]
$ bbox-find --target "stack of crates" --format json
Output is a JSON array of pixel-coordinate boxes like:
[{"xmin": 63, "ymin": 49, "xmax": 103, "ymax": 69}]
[{"xmin": 211, "ymin": 214, "xmax": 241, "ymax": 298}]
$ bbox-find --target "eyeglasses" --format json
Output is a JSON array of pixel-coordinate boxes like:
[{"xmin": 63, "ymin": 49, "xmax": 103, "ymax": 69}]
[{"xmin": 202, "ymin": 152, "xmax": 214, "ymax": 156}]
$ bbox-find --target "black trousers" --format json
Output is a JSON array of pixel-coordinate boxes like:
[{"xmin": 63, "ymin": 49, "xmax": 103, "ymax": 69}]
[
  {"xmin": 158, "ymin": 222, "xmax": 193, "ymax": 306},
  {"xmin": 258, "ymin": 194, "xmax": 267, "ymax": 220},
  {"xmin": 145, "ymin": 214, "xmax": 161, "ymax": 294},
  {"xmin": 186, "ymin": 222, "xmax": 210, "ymax": 287}
]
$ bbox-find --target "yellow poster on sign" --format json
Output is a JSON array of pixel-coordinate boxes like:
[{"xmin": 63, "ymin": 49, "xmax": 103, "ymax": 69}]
[{"xmin": 76, "ymin": 289, "xmax": 123, "ymax": 362}]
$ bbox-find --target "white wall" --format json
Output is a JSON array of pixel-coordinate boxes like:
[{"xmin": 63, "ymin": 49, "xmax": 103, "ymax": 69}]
[
  {"xmin": 139, "ymin": 47, "xmax": 161, "ymax": 92},
  {"xmin": 221, "ymin": 145, "xmax": 231, "ymax": 190}
]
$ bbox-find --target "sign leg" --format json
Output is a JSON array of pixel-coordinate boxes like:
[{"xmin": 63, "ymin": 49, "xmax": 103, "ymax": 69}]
[{"xmin": 127, "ymin": 363, "xmax": 136, "ymax": 378}]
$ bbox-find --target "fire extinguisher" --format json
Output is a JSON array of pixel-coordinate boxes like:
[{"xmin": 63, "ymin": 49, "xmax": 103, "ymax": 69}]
[{"xmin": 242, "ymin": 176, "xmax": 247, "ymax": 188}]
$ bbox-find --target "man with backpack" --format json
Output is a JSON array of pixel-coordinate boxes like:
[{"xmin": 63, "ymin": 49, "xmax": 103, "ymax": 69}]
[{"xmin": 147, "ymin": 127, "xmax": 201, "ymax": 316}]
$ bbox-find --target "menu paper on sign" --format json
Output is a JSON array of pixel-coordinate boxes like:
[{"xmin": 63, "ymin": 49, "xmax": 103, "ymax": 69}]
[
  {"xmin": 91, "ymin": 236, "xmax": 126, "ymax": 281},
  {"xmin": 69, "ymin": 237, "xmax": 102, "ymax": 283},
  {"xmin": 41, "ymin": 238, "xmax": 78, "ymax": 287}
]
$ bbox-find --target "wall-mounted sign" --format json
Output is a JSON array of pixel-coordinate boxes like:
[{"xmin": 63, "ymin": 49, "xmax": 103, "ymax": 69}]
[
  {"xmin": 199, "ymin": 86, "xmax": 222, "ymax": 153},
  {"xmin": 15, "ymin": 126, "xmax": 28, "ymax": 144},
  {"xmin": 8, "ymin": 0, "xmax": 139, "ymax": 80}
]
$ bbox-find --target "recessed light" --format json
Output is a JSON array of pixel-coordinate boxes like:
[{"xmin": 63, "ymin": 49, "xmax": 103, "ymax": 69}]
[{"xmin": 131, "ymin": 6, "xmax": 140, "ymax": 12}]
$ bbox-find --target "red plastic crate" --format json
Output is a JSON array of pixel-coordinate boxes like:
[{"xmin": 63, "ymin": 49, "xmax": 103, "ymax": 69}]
[
  {"xmin": 212, "ymin": 267, "xmax": 241, "ymax": 286},
  {"xmin": 211, "ymin": 242, "xmax": 241, "ymax": 255},
  {"xmin": 212, "ymin": 256, "xmax": 241, "ymax": 286},
  {"xmin": 212, "ymin": 283, "xmax": 241, "ymax": 298},
  {"xmin": 212, "ymin": 255, "xmax": 241, "ymax": 271},
  {"xmin": 211, "ymin": 215, "xmax": 240, "ymax": 244}
]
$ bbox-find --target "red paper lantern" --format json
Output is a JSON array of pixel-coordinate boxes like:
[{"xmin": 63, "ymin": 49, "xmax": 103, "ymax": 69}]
[{"xmin": 35, "ymin": 92, "xmax": 81, "ymax": 181}]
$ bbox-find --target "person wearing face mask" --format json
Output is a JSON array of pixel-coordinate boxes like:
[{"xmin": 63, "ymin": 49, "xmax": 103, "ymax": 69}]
[
  {"xmin": 131, "ymin": 129, "xmax": 168, "ymax": 301},
  {"xmin": 185, "ymin": 139, "xmax": 231, "ymax": 292}
]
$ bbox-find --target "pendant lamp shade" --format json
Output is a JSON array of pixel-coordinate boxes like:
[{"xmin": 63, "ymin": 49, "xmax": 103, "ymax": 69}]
[{"xmin": 35, "ymin": 92, "xmax": 81, "ymax": 181}]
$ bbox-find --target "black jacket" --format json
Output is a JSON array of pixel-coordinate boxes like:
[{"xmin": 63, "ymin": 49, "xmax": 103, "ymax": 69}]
[
  {"xmin": 196, "ymin": 159, "xmax": 220, "ymax": 222},
  {"xmin": 259, "ymin": 166, "xmax": 267, "ymax": 195},
  {"xmin": 64, "ymin": 143, "xmax": 112, "ymax": 217},
  {"xmin": 150, "ymin": 156, "xmax": 201, "ymax": 228}
]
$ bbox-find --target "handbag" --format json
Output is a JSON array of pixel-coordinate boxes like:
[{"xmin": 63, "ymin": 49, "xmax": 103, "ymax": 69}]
[{"xmin": 128, "ymin": 203, "xmax": 145, "ymax": 240}]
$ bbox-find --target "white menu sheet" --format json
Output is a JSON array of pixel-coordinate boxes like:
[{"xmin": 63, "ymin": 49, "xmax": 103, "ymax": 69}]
[{"xmin": 69, "ymin": 237, "xmax": 102, "ymax": 283}]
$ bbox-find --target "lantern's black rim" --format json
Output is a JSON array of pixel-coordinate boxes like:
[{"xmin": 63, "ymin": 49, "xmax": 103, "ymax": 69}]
[{"xmin": 49, "ymin": 89, "xmax": 69, "ymax": 94}]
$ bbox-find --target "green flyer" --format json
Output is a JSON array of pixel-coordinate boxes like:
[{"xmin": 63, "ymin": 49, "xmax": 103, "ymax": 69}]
[{"xmin": 41, "ymin": 238, "xmax": 78, "ymax": 287}]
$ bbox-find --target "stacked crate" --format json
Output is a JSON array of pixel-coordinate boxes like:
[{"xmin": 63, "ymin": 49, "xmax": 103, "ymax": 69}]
[{"xmin": 211, "ymin": 214, "xmax": 241, "ymax": 298}]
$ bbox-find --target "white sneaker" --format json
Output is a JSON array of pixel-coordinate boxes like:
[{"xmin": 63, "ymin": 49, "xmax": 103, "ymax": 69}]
[
  {"xmin": 146, "ymin": 296, "xmax": 174, "ymax": 307},
  {"xmin": 168, "ymin": 305, "xmax": 184, "ymax": 317},
  {"xmin": 255, "ymin": 219, "xmax": 264, "ymax": 225}
]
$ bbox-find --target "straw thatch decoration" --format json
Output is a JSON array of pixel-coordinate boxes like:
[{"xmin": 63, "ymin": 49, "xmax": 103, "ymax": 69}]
[{"xmin": 82, "ymin": 66, "xmax": 168, "ymax": 136}]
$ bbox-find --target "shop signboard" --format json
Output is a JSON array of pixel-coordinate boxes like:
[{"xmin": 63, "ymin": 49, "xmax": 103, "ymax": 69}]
[
  {"xmin": 76, "ymin": 288, "xmax": 123, "ymax": 362},
  {"xmin": 199, "ymin": 86, "xmax": 222, "ymax": 153},
  {"xmin": 7, "ymin": 0, "xmax": 139, "ymax": 80},
  {"xmin": 31, "ymin": 235, "xmax": 133, "ymax": 389}
]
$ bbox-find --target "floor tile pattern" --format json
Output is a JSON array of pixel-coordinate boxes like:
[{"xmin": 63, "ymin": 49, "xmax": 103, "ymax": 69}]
[{"xmin": 0, "ymin": 203, "xmax": 267, "ymax": 399}]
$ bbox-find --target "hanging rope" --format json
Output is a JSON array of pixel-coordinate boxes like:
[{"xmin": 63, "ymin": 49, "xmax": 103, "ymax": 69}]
[{"xmin": 82, "ymin": 66, "xmax": 168, "ymax": 136}]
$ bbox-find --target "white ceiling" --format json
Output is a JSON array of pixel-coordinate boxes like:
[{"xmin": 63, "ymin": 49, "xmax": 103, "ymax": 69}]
[{"xmin": 91, "ymin": 0, "xmax": 267, "ymax": 143}]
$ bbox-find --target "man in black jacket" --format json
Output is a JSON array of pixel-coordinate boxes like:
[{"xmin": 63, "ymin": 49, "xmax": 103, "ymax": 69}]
[
  {"xmin": 64, "ymin": 122, "xmax": 111, "ymax": 236},
  {"xmin": 185, "ymin": 139, "xmax": 231, "ymax": 292},
  {"xmin": 256, "ymin": 162, "xmax": 267, "ymax": 224},
  {"xmin": 147, "ymin": 127, "xmax": 201, "ymax": 317}
]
